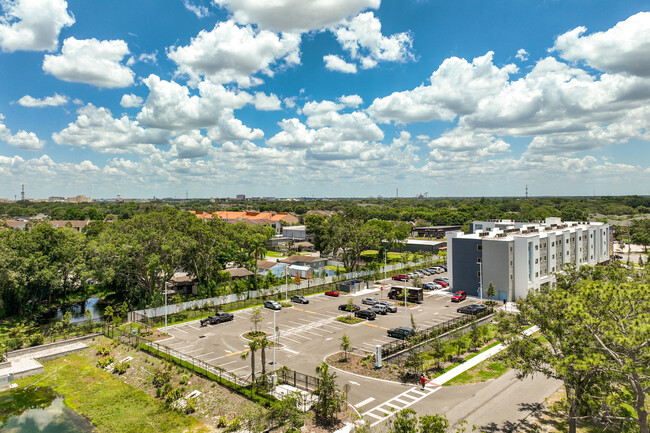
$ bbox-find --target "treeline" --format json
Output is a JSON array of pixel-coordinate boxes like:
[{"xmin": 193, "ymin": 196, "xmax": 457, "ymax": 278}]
[
  {"xmin": 0, "ymin": 208, "xmax": 275, "ymax": 318},
  {"xmin": 2, "ymin": 196, "xmax": 649, "ymax": 224}
]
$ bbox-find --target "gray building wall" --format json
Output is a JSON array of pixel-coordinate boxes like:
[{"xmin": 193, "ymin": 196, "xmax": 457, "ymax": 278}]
[
  {"xmin": 450, "ymin": 237, "xmax": 482, "ymax": 296},
  {"xmin": 482, "ymin": 239, "xmax": 511, "ymax": 301}
]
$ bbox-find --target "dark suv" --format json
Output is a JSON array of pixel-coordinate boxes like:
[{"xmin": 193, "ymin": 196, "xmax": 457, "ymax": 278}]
[
  {"xmin": 457, "ymin": 304, "xmax": 488, "ymax": 315},
  {"xmin": 200, "ymin": 312, "xmax": 234, "ymax": 326},
  {"xmin": 387, "ymin": 327, "xmax": 415, "ymax": 339},
  {"xmin": 355, "ymin": 309, "xmax": 376, "ymax": 320},
  {"xmin": 291, "ymin": 295, "xmax": 309, "ymax": 304}
]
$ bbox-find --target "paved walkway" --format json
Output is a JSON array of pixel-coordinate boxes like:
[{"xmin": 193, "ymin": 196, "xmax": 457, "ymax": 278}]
[{"xmin": 359, "ymin": 325, "xmax": 538, "ymax": 427}]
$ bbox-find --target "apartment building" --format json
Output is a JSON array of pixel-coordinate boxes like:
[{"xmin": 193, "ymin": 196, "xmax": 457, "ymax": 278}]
[{"xmin": 447, "ymin": 218, "xmax": 611, "ymax": 302}]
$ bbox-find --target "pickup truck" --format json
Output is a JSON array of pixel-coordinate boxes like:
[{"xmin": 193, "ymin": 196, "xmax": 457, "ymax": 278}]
[{"xmin": 200, "ymin": 312, "xmax": 234, "ymax": 326}]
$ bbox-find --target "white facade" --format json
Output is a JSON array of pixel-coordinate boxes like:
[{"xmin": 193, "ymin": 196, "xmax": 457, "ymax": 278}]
[{"xmin": 448, "ymin": 219, "xmax": 611, "ymax": 301}]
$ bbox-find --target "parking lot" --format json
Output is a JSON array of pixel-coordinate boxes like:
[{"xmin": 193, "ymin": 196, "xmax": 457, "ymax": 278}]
[{"xmin": 158, "ymin": 268, "xmax": 481, "ymax": 380}]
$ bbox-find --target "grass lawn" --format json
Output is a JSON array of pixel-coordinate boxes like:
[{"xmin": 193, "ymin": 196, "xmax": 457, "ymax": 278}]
[
  {"xmin": 15, "ymin": 353, "xmax": 209, "ymax": 433},
  {"xmin": 336, "ymin": 316, "xmax": 363, "ymax": 324},
  {"xmin": 265, "ymin": 251, "xmax": 284, "ymax": 257},
  {"xmin": 444, "ymin": 360, "xmax": 509, "ymax": 386}
]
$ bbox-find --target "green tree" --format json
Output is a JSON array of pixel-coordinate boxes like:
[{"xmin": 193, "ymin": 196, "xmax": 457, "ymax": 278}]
[
  {"xmin": 83, "ymin": 309, "xmax": 93, "ymax": 333},
  {"xmin": 486, "ymin": 281, "xmax": 496, "ymax": 300},
  {"xmin": 340, "ymin": 332, "xmax": 351, "ymax": 361},
  {"xmin": 241, "ymin": 338, "xmax": 261, "ymax": 382},
  {"xmin": 62, "ymin": 311, "xmax": 72, "ymax": 339},
  {"xmin": 250, "ymin": 307, "xmax": 263, "ymax": 334},
  {"xmin": 345, "ymin": 297, "xmax": 355, "ymax": 318},
  {"xmin": 387, "ymin": 408, "xmax": 418, "ymax": 433},
  {"xmin": 313, "ymin": 362, "xmax": 341, "ymax": 426},
  {"xmin": 258, "ymin": 336, "xmax": 271, "ymax": 377}
]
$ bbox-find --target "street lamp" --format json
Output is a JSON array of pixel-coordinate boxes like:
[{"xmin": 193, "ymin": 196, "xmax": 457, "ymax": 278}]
[
  {"xmin": 384, "ymin": 248, "xmax": 387, "ymax": 281},
  {"xmin": 479, "ymin": 260, "xmax": 483, "ymax": 304},
  {"xmin": 285, "ymin": 264, "xmax": 289, "ymax": 301},
  {"xmin": 164, "ymin": 281, "xmax": 169, "ymax": 333},
  {"xmin": 404, "ymin": 280, "xmax": 408, "ymax": 328}
]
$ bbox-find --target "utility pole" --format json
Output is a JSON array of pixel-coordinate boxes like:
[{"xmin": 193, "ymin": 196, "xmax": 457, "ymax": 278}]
[{"xmin": 164, "ymin": 281, "xmax": 169, "ymax": 333}]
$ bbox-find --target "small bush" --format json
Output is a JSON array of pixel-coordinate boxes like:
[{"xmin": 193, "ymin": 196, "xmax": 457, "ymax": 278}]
[
  {"xmin": 226, "ymin": 418, "xmax": 241, "ymax": 432},
  {"xmin": 185, "ymin": 398, "xmax": 196, "ymax": 414},
  {"xmin": 217, "ymin": 415, "xmax": 228, "ymax": 427},
  {"xmin": 179, "ymin": 374, "xmax": 189, "ymax": 385},
  {"xmin": 29, "ymin": 333, "xmax": 44, "ymax": 346},
  {"xmin": 96, "ymin": 344, "xmax": 111, "ymax": 356},
  {"xmin": 96, "ymin": 355, "xmax": 115, "ymax": 369},
  {"xmin": 152, "ymin": 367, "xmax": 172, "ymax": 387},
  {"xmin": 165, "ymin": 386, "xmax": 184, "ymax": 404},
  {"xmin": 113, "ymin": 361, "xmax": 129, "ymax": 374}
]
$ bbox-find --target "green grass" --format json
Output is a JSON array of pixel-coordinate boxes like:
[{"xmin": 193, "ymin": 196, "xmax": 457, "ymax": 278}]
[
  {"xmin": 444, "ymin": 360, "xmax": 509, "ymax": 386},
  {"xmin": 14, "ymin": 353, "xmax": 207, "ymax": 433},
  {"xmin": 265, "ymin": 251, "xmax": 284, "ymax": 257},
  {"xmin": 336, "ymin": 316, "xmax": 363, "ymax": 324}
]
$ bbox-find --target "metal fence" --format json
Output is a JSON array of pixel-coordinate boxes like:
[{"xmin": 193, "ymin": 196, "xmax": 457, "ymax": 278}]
[
  {"xmin": 277, "ymin": 367, "xmax": 320, "ymax": 393},
  {"xmin": 128, "ymin": 256, "xmax": 439, "ymax": 325},
  {"xmin": 381, "ymin": 308, "xmax": 495, "ymax": 361}
]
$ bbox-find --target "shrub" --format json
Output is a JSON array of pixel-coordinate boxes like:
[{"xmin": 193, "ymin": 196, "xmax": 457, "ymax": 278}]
[
  {"xmin": 152, "ymin": 367, "xmax": 172, "ymax": 387},
  {"xmin": 96, "ymin": 355, "xmax": 115, "ymax": 369},
  {"xmin": 226, "ymin": 418, "xmax": 241, "ymax": 432},
  {"xmin": 29, "ymin": 333, "xmax": 44, "ymax": 346},
  {"xmin": 165, "ymin": 386, "xmax": 184, "ymax": 404},
  {"xmin": 179, "ymin": 374, "xmax": 189, "ymax": 385},
  {"xmin": 96, "ymin": 344, "xmax": 111, "ymax": 356},
  {"xmin": 185, "ymin": 398, "xmax": 196, "ymax": 414},
  {"xmin": 113, "ymin": 361, "xmax": 129, "ymax": 374},
  {"xmin": 217, "ymin": 416, "xmax": 228, "ymax": 427}
]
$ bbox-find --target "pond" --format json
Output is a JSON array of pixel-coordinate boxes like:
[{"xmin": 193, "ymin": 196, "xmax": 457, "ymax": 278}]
[
  {"xmin": 0, "ymin": 386, "xmax": 94, "ymax": 432},
  {"xmin": 53, "ymin": 297, "xmax": 103, "ymax": 324}
]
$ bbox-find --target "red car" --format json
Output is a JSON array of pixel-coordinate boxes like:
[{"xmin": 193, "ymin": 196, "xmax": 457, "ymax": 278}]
[
  {"xmin": 434, "ymin": 279, "xmax": 449, "ymax": 288},
  {"xmin": 451, "ymin": 291, "xmax": 467, "ymax": 302},
  {"xmin": 392, "ymin": 274, "xmax": 409, "ymax": 281},
  {"xmin": 325, "ymin": 290, "xmax": 340, "ymax": 297}
]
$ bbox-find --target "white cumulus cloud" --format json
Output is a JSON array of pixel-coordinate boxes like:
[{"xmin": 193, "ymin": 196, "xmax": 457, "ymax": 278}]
[
  {"xmin": 253, "ymin": 92, "xmax": 282, "ymax": 111},
  {"xmin": 553, "ymin": 12, "xmax": 650, "ymax": 77},
  {"xmin": 0, "ymin": 0, "xmax": 74, "ymax": 52},
  {"xmin": 213, "ymin": 0, "xmax": 380, "ymax": 32},
  {"xmin": 323, "ymin": 54, "xmax": 357, "ymax": 73},
  {"xmin": 0, "ymin": 114, "xmax": 45, "ymax": 150},
  {"xmin": 333, "ymin": 12, "xmax": 414, "ymax": 69},
  {"xmin": 53, "ymin": 104, "xmax": 170, "ymax": 154},
  {"xmin": 168, "ymin": 20, "xmax": 300, "ymax": 87},
  {"xmin": 43, "ymin": 37, "xmax": 135, "ymax": 88},
  {"xmin": 516, "ymin": 48, "xmax": 528, "ymax": 61},
  {"xmin": 17, "ymin": 93, "xmax": 69, "ymax": 107},
  {"xmin": 120, "ymin": 94, "xmax": 144, "ymax": 108}
]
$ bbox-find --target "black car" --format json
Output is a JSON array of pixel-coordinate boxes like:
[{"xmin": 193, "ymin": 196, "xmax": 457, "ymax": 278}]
[
  {"xmin": 354, "ymin": 309, "xmax": 376, "ymax": 320},
  {"xmin": 457, "ymin": 304, "xmax": 488, "ymax": 315},
  {"xmin": 291, "ymin": 295, "xmax": 309, "ymax": 304},
  {"xmin": 200, "ymin": 312, "xmax": 234, "ymax": 326},
  {"xmin": 338, "ymin": 304, "xmax": 360, "ymax": 312},
  {"xmin": 387, "ymin": 327, "xmax": 415, "ymax": 339}
]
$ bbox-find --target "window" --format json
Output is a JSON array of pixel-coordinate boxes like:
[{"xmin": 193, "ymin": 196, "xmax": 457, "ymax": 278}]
[
  {"xmin": 566, "ymin": 239, "xmax": 569, "ymax": 244},
  {"xmin": 552, "ymin": 267, "xmax": 555, "ymax": 272},
  {"xmin": 552, "ymin": 254, "xmax": 555, "ymax": 259},
  {"xmin": 535, "ymin": 272, "xmax": 539, "ymax": 277},
  {"xmin": 590, "ymin": 234, "xmax": 593, "ymax": 238},
  {"xmin": 510, "ymin": 260, "xmax": 513, "ymax": 265},
  {"xmin": 566, "ymin": 251, "xmax": 569, "ymax": 256},
  {"xmin": 535, "ymin": 258, "xmax": 539, "ymax": 264},
  {"xmin": 551, "ymin": 241, "xmax": 555, "ymax": 247},
  {"xmin": 510, "ymin": 275, "xmax": 513, "ymax": 279},
  {"xmin": 477, "ymin": 271, "xmax": 481, "ymax": 277},
  {"xmin": 476, "ymin": 258, "xmax": 482, "ymax": 264},
  {"xmin": 579, "ymin": 236, "xmax": 582, "ymax": 241},
  {"xmin": 477, "ymin": 245, "xmax": 482, "ymax": 251},
  {"xmin": 509, "ymin": 246, "xmax": 513, "ymax": 252}
]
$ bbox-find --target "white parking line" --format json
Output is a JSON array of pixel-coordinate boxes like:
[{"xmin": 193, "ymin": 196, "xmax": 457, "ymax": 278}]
[
  {"xmin": 228, "ymin": 366, "xmax": 249, "ymax": 373},
  {"xmin": 355, "ymin": 397, "xmax": 375, "ymax": 409},
  {"xmin": 196, "ymin": 351, "xmax": 215, "ymax": 358}
]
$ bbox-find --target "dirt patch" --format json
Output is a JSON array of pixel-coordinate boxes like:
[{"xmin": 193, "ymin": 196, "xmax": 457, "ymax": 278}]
[{"xmin": 326, "ymin": 351, "xmax": 409, "ymax": 384}]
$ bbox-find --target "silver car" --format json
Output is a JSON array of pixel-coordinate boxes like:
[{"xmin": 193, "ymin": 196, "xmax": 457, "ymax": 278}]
[
  {"xmin": 376, "ymin": 300, "xmax": 397, "ymax": 313},
  {"xmin": 361, "ymin": 297, "xmax": 378, "ymax": 305},
  {"xmin": 370, "ymin": 304, "xmax": 387, "ymax": 315}
]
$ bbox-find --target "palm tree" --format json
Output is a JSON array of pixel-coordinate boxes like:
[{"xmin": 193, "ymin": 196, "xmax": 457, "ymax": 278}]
[
  {"xmin": 241, "ymin": 338, "xmax": 261, "ymax": 382},
  {"xmin": 258, "ymin": 336, "xmax": 271, "ymax": 376}
]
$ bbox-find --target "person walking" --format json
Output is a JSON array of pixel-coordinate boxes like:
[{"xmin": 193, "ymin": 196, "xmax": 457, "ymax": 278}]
[{"xmin": 420, "ymin": 373, "xmax": 426, "ymax": 390}]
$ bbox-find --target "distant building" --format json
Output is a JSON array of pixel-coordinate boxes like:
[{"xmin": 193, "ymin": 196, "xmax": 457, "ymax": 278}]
[
  {"xmin": 66, "ymin": 195, "xmax": 92, "ymax": 203},
  {"xmin": 411, "ymin": 225, "xmax": 461, "ymax": 238},
  {"xmin": 282, "ymin": 225, "xmax": 307, "ymax": 240},
  {"xmin": 448, "ymin": 218, "xmax": 611, "ymax": 302},
  {"xmin": 236, "ymin": 194, "xmax": 246, "ymax": 200}
]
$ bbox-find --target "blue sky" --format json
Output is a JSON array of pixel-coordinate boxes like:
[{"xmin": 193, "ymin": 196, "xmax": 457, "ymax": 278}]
[{"xmin": 0, "ymin": 0, "xmax": 649, "ymax": 199}]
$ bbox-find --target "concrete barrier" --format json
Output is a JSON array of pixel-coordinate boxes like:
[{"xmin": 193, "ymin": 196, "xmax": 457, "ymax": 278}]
[{"xmin": 7, "ymin": 334, "xmax": 101, "ymax": 359}]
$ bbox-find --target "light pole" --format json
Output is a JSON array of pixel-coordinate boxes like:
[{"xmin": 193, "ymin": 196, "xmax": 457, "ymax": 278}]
[
  {"xmin": 285, "ymin": 264, "xmax": 289, "ymax": 301},
  {"xmin": 384, "ymin": 248, "xmax": 387, "ymax": 281},
  {"xmin": 479, "ymin": 260, "xmax": 483, "ymax": 304},
  {"xmin": 273, "ymin": 310, "xmax": 276, "ymax": 372},
  {"xmin": 404, "ymin": 280, "xmax": 407, "ymax": 328},
  {"xmin": 164, "ymin": 281, "xmax": 169, "ymax": 333}
]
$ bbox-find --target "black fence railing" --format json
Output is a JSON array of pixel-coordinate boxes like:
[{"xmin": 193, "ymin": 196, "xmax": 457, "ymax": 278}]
[
  {"xmin": 277, "ymin": 367, "xmax": 320, "ymax": 393},
  {"xmin": 381, "ymin": 307, "xmax": 495, "ymax": 359}
]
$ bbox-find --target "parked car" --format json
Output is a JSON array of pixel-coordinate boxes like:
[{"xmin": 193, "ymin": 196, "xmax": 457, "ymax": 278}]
[
  {"xmin": 324, "ymin": 290, "xmax": 340, "ymax": 297},
  {"xmin": 407, "ymin": 273, "xmax": 416, "ymax": 278},
  {"xmin": 264, "ymin": 300, "xmax": 282, "ymax": 310},
  {"xmin": 338, "ymin": 304, "xmax": 360, "ymax": 312},
  {"xmin": 361, "ymin": 297, "xmax": 378, "ymax": 305},
  {"xmin": 433, "ymin": 279, "xmax": 449, "ymax": 287},
  {"xmin": 392, "ymin": 274, "xmax": 409, "ymax": 281},
  {"xmin": 370, "ymin": 304, "xmax": 387, "ymax": 315},
  {"xmin": 422, "ymin": 282, "xmax": 441, "ymax": 290},
  {"xmin": 291, "ymin": 295, "xmax": 309, "ymax": 304},
  {"xmin": 451, "ymin": 291, "xmax": 467, "ymax": 302},
  {"xmin": 355, "ymin": 309, "xmax": 376, "ymax": 320},
  {"xmin": 420, "ymin": 270, "xmax": 432, "ymax": 276},
  {"xmin": 387, "ymin": 327, "xmax": 415, "ymax": 339},
  {"xmin": 200, "ymin": 312, "xmax": 234, "ymax": 326},
  {"xmin": 457, "ymin": 304, "xmax": 488, "ymax": 315},
  {"xmin": 376, "ymin": 300, "xmax": 397, "ymax": 313}
]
